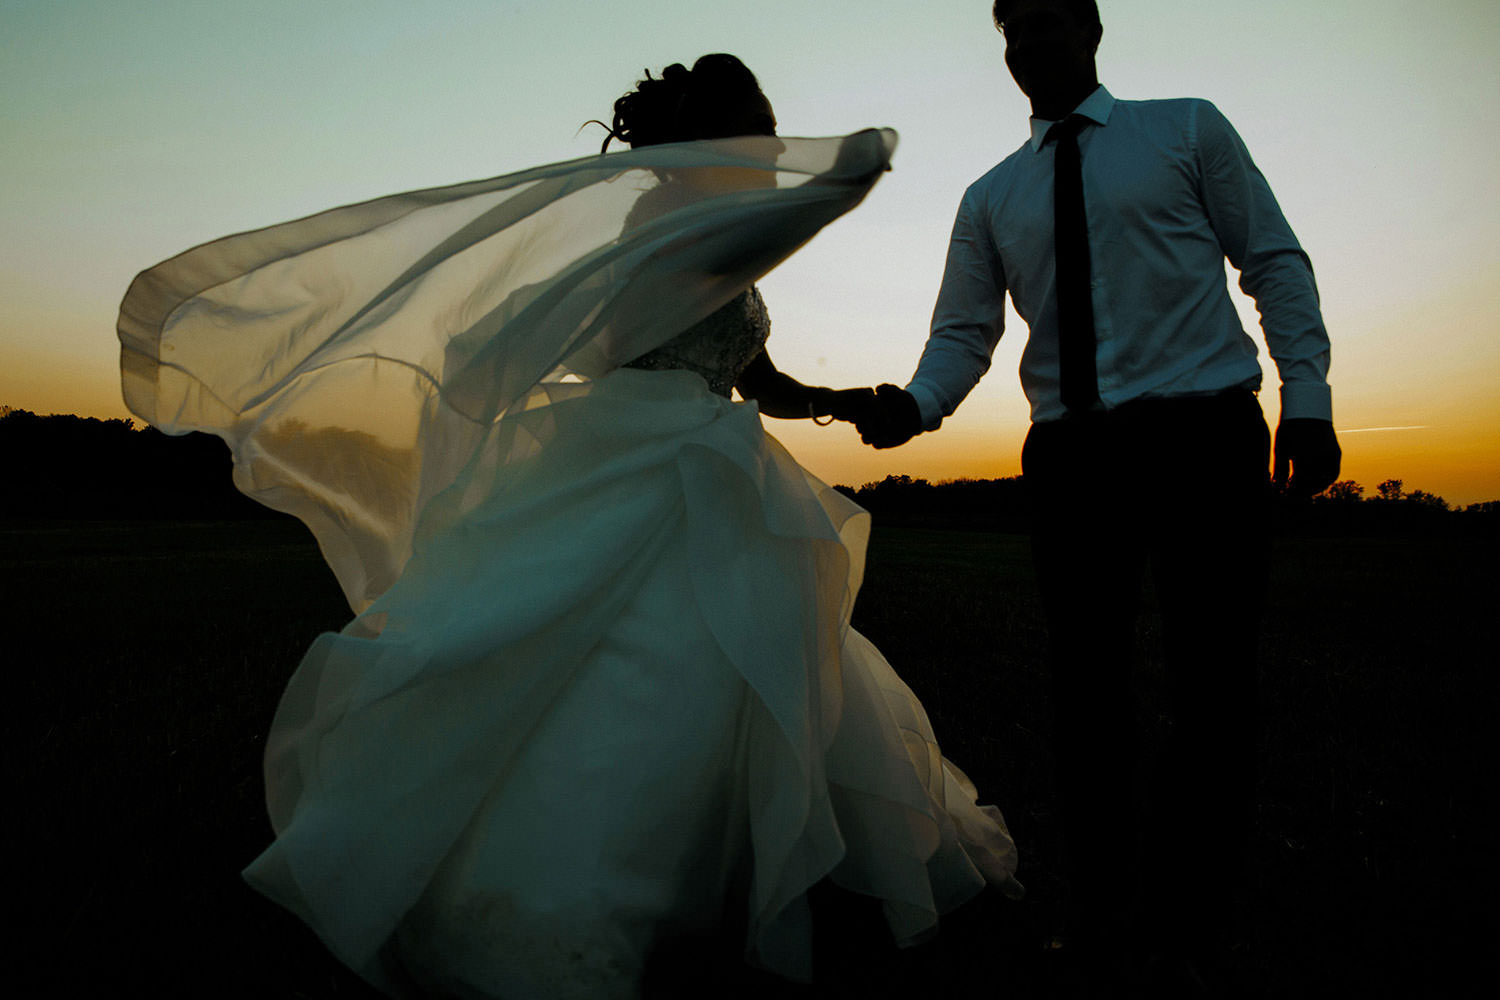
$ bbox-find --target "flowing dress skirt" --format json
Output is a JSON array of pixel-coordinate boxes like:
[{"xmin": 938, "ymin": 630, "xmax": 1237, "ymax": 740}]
[{"xmin": 242, "ymin": 367, "xmax": 1020, "ymax": 998}]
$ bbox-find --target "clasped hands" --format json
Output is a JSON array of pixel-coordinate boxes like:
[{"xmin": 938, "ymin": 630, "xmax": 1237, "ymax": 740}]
[{"xmin": 813, "ymin": 384, "xmax": 922, "ymax": 449}]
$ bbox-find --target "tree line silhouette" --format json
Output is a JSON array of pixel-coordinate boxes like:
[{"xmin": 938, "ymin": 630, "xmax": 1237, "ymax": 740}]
[
  {"xmin": 4, "ymin": 407, "xmax": 1495, "ymax": 533},
  {"xmin": 1, "ymin": 407, "xmax": 273, "ymax": 520},
  {"xmin": 838, "ymin": 473, "xmax": 1499, "ymax": 535}
]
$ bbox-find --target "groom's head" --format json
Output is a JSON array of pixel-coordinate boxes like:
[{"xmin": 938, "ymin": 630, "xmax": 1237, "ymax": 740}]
[
  {"xmin": 992, "ymin": 0, "xmax": 1102, "ymax": 110},
  {"xmin": 992, "ymin": 0, "xmax": 1101, "ymax": 34}
]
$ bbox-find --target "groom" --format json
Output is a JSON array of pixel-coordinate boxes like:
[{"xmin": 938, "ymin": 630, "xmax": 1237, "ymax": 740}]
[{"xmin": 856, "ymin": 0, "xmax": 1339, "ymax": 989}]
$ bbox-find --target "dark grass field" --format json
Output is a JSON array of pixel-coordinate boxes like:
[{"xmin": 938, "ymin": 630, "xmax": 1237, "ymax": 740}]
[{"xmin": 9, "ymin": 518, "xmax": 1493, "ymax": 997}]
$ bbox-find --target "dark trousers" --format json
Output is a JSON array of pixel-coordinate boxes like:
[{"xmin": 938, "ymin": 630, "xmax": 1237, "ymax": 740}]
[{"xmin": 1021, "ymin": 389, "xmax": 1271, "ymax": 946}]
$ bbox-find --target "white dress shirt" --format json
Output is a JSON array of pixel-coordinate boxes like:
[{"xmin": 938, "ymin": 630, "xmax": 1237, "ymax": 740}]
[{"xmin": 907, "ymin": 86, "xmax": 1332, "ymax": 428}]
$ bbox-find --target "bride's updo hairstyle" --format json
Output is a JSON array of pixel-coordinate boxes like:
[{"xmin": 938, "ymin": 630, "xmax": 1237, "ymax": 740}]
[{"xmin": 598, "ymin": 54, "xmax": 767, "ymax": 153}]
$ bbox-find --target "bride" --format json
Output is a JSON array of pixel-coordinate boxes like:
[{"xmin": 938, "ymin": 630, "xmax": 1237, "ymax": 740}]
[{"xmin": 118, "ymin": 53, "xmax": 1021, "ymax": 998}]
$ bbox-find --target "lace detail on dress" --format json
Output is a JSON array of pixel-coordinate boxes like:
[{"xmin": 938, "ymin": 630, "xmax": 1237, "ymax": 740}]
[{"xmin": 621, "ymin": 287, "xmax": 770, "ymax": 397}]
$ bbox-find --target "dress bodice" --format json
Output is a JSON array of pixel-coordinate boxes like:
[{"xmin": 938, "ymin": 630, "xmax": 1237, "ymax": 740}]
[{"xmin": 622, "ymin": 287, "xmax": 770, "ymax": 397}]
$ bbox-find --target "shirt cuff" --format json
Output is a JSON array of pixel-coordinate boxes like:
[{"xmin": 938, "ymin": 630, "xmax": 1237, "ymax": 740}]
[
  {"xmin": 904, "ymin": 381, "xmax": 945, "ymax": 431},
  {"xmin": 1279, "ymin": 381, "xmax": 1333, "ymax": 422}
]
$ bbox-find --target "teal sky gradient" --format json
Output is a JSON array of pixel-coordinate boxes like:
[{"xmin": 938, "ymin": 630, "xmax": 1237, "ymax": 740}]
[{"xmin": 3, "ymin": 0, "xmax": 1498, "ymax": 501}]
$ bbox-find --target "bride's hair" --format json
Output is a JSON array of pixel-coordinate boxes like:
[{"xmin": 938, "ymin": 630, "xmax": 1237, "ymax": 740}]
[{"xmin": 594, "ymin": 54, "xmax": 763, "ymax": 153}]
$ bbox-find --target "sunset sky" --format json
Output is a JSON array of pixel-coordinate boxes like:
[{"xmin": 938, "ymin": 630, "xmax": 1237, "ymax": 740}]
[{"xmin": 3, "ymin": 0, "xmax": 1497, "ymax": 503}]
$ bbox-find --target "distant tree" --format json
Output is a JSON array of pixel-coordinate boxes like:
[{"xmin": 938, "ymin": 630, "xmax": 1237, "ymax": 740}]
[
  {"xmin": 0, "ymin": 406, "xmax": 273, "ymax": 520},
  {"xmin": 1376, "ymin": 478, "xmax": 1405, "ymax": 501},
  {"xmin": 1456, "ymin": 501, "xmax": 1500, "ymax": 537},
  {"xmin": 838, "ymin": 474, "xmax": 1028, "ymax": 530},
  {"xmin": 1323, "ymin": 480, "xmax": 1364, "ymax": 502},
  {"xmin": 1404, "ymin": 489, "xmax": 1449, "ymax": 511}
]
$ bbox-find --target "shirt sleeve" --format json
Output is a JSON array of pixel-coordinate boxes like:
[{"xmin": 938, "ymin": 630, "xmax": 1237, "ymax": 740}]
[
  {"xmin": 1195, "ymin": 101, "xmax": 1333, "ymax": 421},
  {"xmin": 905, "ymin": 186, "xmax": 1008, "ymax": 430}
]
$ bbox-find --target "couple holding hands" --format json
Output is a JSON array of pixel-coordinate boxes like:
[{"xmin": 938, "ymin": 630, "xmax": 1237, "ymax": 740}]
[{"xmin": 120, "ymin": 2, "xmax": 1335, "ymax": 997}]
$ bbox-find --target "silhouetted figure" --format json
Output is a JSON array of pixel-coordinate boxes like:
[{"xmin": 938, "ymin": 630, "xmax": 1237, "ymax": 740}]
[
  {"xmin": 854, "ymin": 1, "xmax": 1341, "ymax": 994},
  {"xmin": 117, "ymin": 55, "xmax": 1022, "ymax": 998}
]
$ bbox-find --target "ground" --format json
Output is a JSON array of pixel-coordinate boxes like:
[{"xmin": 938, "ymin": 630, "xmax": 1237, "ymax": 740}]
[{"xmin": 10, "ymin": 518, "xmax": 1491, "ymax": 997}]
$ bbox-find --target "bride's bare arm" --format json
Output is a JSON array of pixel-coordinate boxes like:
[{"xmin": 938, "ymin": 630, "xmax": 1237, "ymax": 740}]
[{"xmin": 735, "ymin": 349, "xmax": 875, "ymax": 421}]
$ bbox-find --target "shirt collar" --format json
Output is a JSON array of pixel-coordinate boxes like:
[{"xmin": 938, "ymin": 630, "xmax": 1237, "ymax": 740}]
[{"xmin": 1027, "ymin": 85, "xmax": 1114, "ymax": 152}]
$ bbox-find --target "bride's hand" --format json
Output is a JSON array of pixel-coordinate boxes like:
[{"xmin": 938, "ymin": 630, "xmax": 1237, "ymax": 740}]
[
  {"xmin": 823, "ymin": 129, "xmax": 896, "ymax": 185},
  {"xmin": 816, "ymin": 387, "xmax": 878, "ymax": 423}
]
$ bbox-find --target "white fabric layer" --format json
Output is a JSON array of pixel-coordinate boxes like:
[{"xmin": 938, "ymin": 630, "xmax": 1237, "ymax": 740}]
[
  {"xmin": 119, "ymin": 130, "xmax": 1022, "ymax": 998},
  {"xmin": 240, "ymin": 370, "xmax": 1020, "ymax": 996},
  {"xmin": 119, "ymin": 130, "xmax": 897, "ymax": 612}
]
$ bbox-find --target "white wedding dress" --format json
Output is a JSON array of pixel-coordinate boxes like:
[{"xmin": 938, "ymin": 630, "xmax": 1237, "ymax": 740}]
[{"xmin": 117, "ymin": 129, "xmax": 1020, "ymax": 998}]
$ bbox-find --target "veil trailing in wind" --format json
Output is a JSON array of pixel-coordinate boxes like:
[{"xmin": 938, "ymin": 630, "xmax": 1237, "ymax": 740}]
[
  {"xmin": 118, "ymin": 129, "xmax": 897, "ymax": 612},
  {"xmin": 118, "ymin": 129, "xmax": 1032, "ymax": 994}
]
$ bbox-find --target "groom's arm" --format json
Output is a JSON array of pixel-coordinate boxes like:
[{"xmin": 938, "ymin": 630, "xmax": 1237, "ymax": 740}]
[
  {"xmin": 859, "ymin": 188, "xmax": 1008, "ymax": 449},
  {"xmin": 1197, "ymin": 103, "xmax": 1332, "ymax": 421},
  {"xmin": 1196, "ymin": 101, "xmax": 1338, "ymax": 494},
  {"xmin": 906, "ymin": 187, "xmax": 1009, "ymax": 430}
]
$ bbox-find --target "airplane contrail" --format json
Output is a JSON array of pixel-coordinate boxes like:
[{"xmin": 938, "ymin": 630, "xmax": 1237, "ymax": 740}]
[{"xmin": 1338, "ymin": 425, "xmax": 1428, "ymax": 434}]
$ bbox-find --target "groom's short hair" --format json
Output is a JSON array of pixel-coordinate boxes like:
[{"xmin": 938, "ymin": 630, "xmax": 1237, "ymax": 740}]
[{"xmin": 992, "ymin": 0, "xmax": 1102, "ymax": 36}]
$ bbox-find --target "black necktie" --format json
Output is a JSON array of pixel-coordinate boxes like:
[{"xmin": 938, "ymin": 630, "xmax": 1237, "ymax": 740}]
[{"xmin": 1048, "ymin": 116, "xmax": 1099, "ymax": 414}]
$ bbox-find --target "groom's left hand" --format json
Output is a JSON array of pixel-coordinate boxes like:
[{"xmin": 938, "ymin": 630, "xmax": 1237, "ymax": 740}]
[{"xmin": 1273, "ymin": 418, "xmax": 1341, "ymax": 497}]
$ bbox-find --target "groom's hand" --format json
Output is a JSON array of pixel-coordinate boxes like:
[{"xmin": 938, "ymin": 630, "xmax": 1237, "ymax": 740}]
[
  {"xmin": 1273, "ymin": 418, "xmax": 1341, "ymax": 497},
  {"xmin": 856, "ymin": 384, "xmax": 922, "ymax": 449}
]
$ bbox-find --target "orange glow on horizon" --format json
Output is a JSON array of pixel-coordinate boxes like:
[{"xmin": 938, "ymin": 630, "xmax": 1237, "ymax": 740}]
[{"xmin": 7, "ymin": 355, "xmax": 1498, "ymax": 507}]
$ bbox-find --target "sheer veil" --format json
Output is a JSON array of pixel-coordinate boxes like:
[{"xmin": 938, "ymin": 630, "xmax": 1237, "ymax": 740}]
[{"xmin": 118, "ymin": 130, "xmax": 897, "ymax": 611}]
